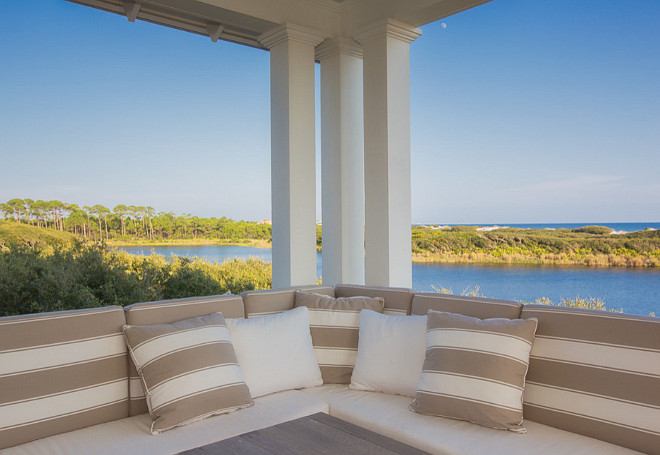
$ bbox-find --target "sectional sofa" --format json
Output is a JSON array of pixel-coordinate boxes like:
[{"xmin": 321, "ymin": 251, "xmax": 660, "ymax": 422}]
[{"xmin": 1, "ymin": 284, "xmax": 658, "ymax": 454}]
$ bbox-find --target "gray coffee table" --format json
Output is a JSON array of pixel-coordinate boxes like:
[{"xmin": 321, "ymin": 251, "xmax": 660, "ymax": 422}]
[{"xmin": 178, "ymin": 412, "xmax": 430, "ymax": 454}]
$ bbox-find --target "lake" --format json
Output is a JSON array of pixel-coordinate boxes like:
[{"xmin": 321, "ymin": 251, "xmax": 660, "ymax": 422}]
[{"xmin": 117, "ymin": 245, "xmax": 659, "ymax": 317}]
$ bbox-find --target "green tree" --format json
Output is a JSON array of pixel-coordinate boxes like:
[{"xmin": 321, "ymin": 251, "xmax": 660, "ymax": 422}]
[
  {"xmin": 47, "ymin": 200, "xmax": 65, "ymax": 231},
  {"xmin": 145, "ymin": 206, "xmax": 155, "ymax": 240},
  {"xmin": 32, "ymin": 200, "xmax": 49, "ymax": 228},
  {"xmin": 113, "ymin": 204, "xmax": 129, "ymax": 237},
  {"xmin": 6, "ymin": 198, "xmax": 25, "ymax": 222},
  {"xmin": 93, "ymin": 205, "xmax": 110, "ymax": 241}
]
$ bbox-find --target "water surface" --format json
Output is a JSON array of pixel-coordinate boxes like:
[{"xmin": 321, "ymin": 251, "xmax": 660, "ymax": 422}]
[{"xmin": 116, "ymin": 245, "xmax": 659, "ymax": 317}]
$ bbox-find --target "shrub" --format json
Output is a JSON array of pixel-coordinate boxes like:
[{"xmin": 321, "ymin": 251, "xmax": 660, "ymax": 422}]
[
  {"xmin": 433, "ymin": 284, "xmax": 621, "ymax": 313},
  {"xmin": 0, "ymin": 241, "xmax": 272, "ymax": 317},
  {"xmin": 572, "ymin": 226, "xmax": 613, "ymax": 235}
]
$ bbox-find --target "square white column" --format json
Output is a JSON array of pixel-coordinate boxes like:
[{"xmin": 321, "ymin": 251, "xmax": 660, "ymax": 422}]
[
  {"xmin": 317, "ymin": 38, "xmax": 365, "ymax": 286},
  {"xmin": 259, "ymin": 24, "xmax": 325, "ymax": 288},
  {"xmin": 355, "ymin": 19, "xmax": 421, "ymax": 288}
]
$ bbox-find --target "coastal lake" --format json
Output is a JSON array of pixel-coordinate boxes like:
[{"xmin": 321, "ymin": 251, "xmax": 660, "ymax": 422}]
[{"xmin": 117, "ymin": 245, "xmax": 659, "ymax": 317}]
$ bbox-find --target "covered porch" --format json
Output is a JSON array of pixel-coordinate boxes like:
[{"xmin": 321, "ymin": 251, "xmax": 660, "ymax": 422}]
[{"xmin": 66, "ymin": 0, "xmax": 491, "ymax": 289}]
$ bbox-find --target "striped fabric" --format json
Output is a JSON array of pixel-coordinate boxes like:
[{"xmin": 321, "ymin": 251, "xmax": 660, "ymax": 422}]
[
  {"xmin": 294, "ymin": 290, "xmax": 384, "ymax": 383},
  {"xmin": 0, "ymin": 307, "xmax": 129, "ymax": 450},
  {"xmin": 123, "ymin": 313, "xmax": 253, "ymax": 434},
  {"xmin": 411, "ymin": 293, "xmax": 522, "ymax": 319},
  {"xmin": 242, "ymin": 286, "xmax": 335, "ymax": 318},
  {"xmin": 335, "ymin": 284, "xmax": 413, "ymax": 315},
  {"xmin": 124, "ymin": 295, "xmax": 245, "ymax": 416},
  {"xmin": 411, "ymin": 310, "xmax": 538, "ymax": 433},
  {"xmin": 521, "ymin": 305, "xmax": 660, "ymax": 454}
]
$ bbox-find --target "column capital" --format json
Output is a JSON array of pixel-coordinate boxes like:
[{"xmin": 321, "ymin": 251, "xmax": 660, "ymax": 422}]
[
  {"xmin": 259, "ymin": 23, "xmax": 326, "ymax": 49},
  {"xmin": 354, "ymin": 18, "xmax": 422, "ymax": 45},
  {"xmin": 316, "ymin": 37, "xmax": 363, "ymax": 61}
]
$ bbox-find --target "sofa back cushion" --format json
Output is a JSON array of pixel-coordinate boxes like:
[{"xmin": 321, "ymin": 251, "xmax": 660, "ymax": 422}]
[
  {"xmin": 294, "ymin": 291, "xmax": 385, "ymax": 384},
  {"xmin": 124, "ymin": 294, "xmax": 245, "ymax": 416},
  {"xmin": 0, "ymin": 306, "xmax": 128, "ymax": 450},
  {"xmin": 411, "ymin": 293, "xmax": 522, "ymax": 319},
  {"xmin": 521, "ymin": 305, "xmax": 660, "ymax": 454},
  {"xmin": 241, "ymin": 285, "xmax": 335, "ymax": 318},
  {"xmin": 334, "ymin": 284, "xmax": 413, "ymax": 315}
]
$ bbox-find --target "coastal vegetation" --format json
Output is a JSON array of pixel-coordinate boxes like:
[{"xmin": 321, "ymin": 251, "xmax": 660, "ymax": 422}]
[
  {"xmin": 0, "ymin": 199, "xmax": 271, "ymax": 245},
  {"xmin": 2, "ymin": 198, "xmax": 659, "ymax": 267},
  {"xmin": 433, "ymin": 285, "xmax": 623, "ymax": 313},
  {"xmin": 412, "ymin": 225, "xmax": 660, "ymax": 267},
  {"xmin": 0, "ymin": 241, "xmax": 271, "ymax": 317},
  {"xmin": 1, "ymin": 240, "xmax": 635, "ymax": 317}
]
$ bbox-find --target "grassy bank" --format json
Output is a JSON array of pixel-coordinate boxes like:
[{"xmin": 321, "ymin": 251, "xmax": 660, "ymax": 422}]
[
  {"xmin": 107, "ymin": 238, "xmax": 272, "ymax": 248},
  {"xmin": 0, "ymin": 220, "xmax": 76, "ymax": 250},
  {"xmin": 412, "ymin": 225, "xmax": 660, "ymax": 267}
]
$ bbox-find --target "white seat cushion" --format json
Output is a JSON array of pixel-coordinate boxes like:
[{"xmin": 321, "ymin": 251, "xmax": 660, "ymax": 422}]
[
  {"xmin": 300, "ymin": 385, "xmax": 642, "ymax": 455},
  {"xmin": 2, "ymin": 390, "xmax": 328, "ymax": 455}
]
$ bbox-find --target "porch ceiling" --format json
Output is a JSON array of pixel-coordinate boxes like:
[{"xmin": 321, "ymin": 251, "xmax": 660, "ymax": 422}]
[{"xmin": 66, "ymin": 0, "xmax": 492, "ymax": 49}]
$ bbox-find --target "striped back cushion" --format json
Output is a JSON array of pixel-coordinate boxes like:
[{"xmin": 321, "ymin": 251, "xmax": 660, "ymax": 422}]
[
  {"xmin": 241, "ymin": 285, "xmax": 335, "ymax": 318},
  {"xmin": 124, "ymin": 313, "xmax": 253, "ymax": 434},
  {"xmin": 411, "ymin": 293, "xmax": 522, "ymax": 319},
  {"xmin": 295, "ymin": 290, "xmax": 385, "ymax": 383},
  {"xmin": 124, "ymin": 294, "xmax": 245, "ymax": 416},
  {"xmin": 411, "ymin": 310, "xmax": 538, "ymax": 433},
  {"xmin": 521, "ymin": 305, "xmax": 660, "ymax": 454},
  {"xmin": 334, "ymin": 284, "xmax": 413, "ymax": 315},
  {"xmin": 0, "ymin": 307, "xmax": 128, "ymax": 450}
]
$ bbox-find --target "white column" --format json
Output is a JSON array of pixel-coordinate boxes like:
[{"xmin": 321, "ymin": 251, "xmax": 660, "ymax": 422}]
[
  {"xmin": 316, "ymin": 38, "xmax": 365, "ymax": 286},
  {"xmin": 355, "ymin": 19, "xmax": 421, "ymax": 288},
  {"xmin": 259, "ymin": 24, "xmax": 325, "ymax": 288}
]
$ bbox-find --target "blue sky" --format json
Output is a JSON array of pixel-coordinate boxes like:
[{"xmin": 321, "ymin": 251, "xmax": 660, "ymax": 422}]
[{"xmin": 1, "ymin": 0, "xmax": 658, "ymax": 224}]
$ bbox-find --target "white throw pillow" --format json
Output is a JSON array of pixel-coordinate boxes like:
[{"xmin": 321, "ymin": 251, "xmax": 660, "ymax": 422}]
[
  {"xmin": 349, "ymin": 310, "xmax": 427, "ymax": 397},
  {"xmin": 226, "ymin": 306, "xmax": 322, "ymax": 398}
]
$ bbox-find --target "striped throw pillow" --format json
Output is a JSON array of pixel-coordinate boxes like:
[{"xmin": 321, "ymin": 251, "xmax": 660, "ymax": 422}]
[
  {"xmin": 294, "ymin": 290, "xmax": 385, "ymax": 383},
  {"xmin": 411, "ymin": 310, "xmax": 538, "ymax": 433},
  {"xmin": 124, "ymin": 294, "xmax": 245, "ymax": 416},
  {"xmin": 123, "ymin": 313, "xmax": 253, "ymax": 434}
]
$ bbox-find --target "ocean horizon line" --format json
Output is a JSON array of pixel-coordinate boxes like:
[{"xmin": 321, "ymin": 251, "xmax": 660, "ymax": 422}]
[{"xmin": 413, "ymin": 222, "xmax": 660, "ymax": 233}]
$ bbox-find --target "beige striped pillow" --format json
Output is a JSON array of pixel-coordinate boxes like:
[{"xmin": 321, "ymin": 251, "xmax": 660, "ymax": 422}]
[
  {"xmin": 411, "ymin": 310, "xmax": 538, "ymax": 433},
  {"xmin": 123, "ymin": 294, "xmax": 245, "ymax": 416},
  {"xmin": 294, "ymin": 290, "xmax": 385, "ymax": 383},
  {"xmin": 123, "ymin": 313, "xmax": 253, "ymax": 434}
]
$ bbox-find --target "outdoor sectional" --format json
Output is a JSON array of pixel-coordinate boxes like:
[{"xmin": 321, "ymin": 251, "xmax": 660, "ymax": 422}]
[{"xmin": 0, "ymin": 284, "xmax": 658, "ymax": 454}]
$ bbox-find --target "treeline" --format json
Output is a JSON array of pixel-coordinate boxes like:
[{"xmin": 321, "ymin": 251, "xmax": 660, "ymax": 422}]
[
  {"xmin": 0, "ymin": 198, "xmax": 271, "ymax": 242},
  {"xmin": 0, "ymin": 242, "xmax": 271, "ymax": 317}
]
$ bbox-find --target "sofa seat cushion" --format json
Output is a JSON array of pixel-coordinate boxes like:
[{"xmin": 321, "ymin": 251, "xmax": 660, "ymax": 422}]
[
  {"xmin": 300, "ymin": 385, "xmax": 641, "ymax": 455},
  {"xmin": 2, "ymin": 389, "xmax": 328, "ymax": 455}
]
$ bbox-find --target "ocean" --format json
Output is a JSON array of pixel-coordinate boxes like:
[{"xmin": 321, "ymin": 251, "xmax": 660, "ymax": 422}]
[{"xmin": 417, "ymin": 222, "xmax": 660, "ymax": 233}]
